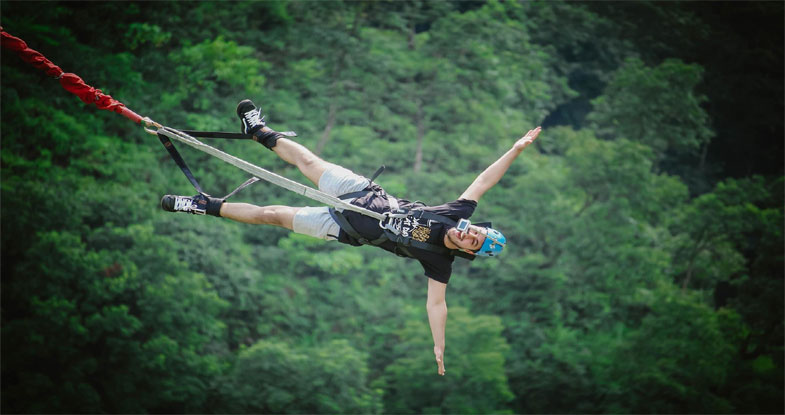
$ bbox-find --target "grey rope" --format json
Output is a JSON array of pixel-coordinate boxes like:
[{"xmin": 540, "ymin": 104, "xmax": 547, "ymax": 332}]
[{"xmin": 156, "ymin": 127, "xmax": 387, "ymax": 221}]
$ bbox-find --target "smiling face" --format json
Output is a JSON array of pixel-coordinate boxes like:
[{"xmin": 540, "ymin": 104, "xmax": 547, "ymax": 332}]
[{"xmin": 445, "ymin": 225, "xmax": 487, "ymax": 254}]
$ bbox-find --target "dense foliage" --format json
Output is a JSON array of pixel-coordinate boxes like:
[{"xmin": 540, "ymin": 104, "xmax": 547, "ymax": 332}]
[{"xmin": 2, "ymin": 1, "xmax": 782, "ymax": 413}]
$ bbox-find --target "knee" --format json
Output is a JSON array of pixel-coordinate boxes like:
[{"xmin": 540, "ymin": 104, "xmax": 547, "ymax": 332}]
[
  {"xmin": 256, "ymin": 205, "xmax": 294, "ymax": 228},
  {"xmin": 298, "ymin": 152, "xmax": 323, "ymax": 170},
  {"xmin": 298, "ymin": 154, "xmax": 331, "ymax": 186}
]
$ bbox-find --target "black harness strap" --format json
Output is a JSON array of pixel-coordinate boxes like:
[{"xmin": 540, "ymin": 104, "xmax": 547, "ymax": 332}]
[
  {"xmin": 335, "ymin": 165, "xmax": 386, "ymax": 201},
  {"xmin": 336, "ymin": 189, "xmax": 376, "ymax": 201},
  {"xmin": 328, "ymin": 188, "xmax": 388, "ymax": 246},
  {"xmin": 330, "ymin": 208, "xmax": 388, "ymax": 246},
  {"xmin": 158, "ymin": 133, "xmax": 207, "ymax": 195},
  {"xmin": 157, "ymin": 132, "xmax": 260, "ymax": 199},
  {"xmin": 368, "ymin": 165, "xmax": 385, "ymax": 183}
]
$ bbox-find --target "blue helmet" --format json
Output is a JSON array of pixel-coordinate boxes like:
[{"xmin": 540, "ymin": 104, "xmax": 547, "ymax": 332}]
[{"xmin": 476, "ymin": 227, "xmax": 506, "ymax": 257}]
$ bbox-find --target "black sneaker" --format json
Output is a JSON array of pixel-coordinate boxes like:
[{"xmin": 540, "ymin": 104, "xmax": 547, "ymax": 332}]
[
  {"xmin": 236, "ymin": 99, "xmax": 266, "ymax": 135},
  {"xmin": 161, "ymin": 194, "xmax": 208, "ymax": 215},
  {"xmin": 236, "ymin": 99, "xmax": 287, "ymax": 150}
]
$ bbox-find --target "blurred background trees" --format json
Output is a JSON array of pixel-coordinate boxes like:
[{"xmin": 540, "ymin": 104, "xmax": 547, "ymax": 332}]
[{"xmin": 2, "ymin": 1, "xmax": 782, "ymax": 413}]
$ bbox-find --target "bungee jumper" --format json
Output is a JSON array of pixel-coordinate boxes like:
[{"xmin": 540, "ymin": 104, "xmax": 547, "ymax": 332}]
[
  {"xmin": 2, "ymin": 27, "xmax": 541, "ymax": 376},
  {"xmin": 162, "ymin": 100, "xmax": 542, "ymax": 376}
]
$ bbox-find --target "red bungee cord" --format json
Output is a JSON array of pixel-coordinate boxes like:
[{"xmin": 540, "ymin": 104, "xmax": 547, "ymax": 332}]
[{"xmin": 1, "ymin": 27, "xmax": 144, "ymax": 124}]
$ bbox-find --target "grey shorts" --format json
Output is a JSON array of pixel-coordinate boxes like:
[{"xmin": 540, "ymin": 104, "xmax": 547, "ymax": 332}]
[{"xmin": 291, "ymin": 165, "xmax": 370, "ymax": 240}]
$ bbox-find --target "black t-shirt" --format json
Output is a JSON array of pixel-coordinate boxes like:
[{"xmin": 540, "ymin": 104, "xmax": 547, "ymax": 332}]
[{"xmin": 335, "ymin": 187, "xmax": 477, "ymax": 284}]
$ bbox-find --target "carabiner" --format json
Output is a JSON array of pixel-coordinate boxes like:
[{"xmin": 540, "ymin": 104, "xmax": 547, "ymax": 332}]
[{"xmin": 142, "ymin": 117, "xmax": 162, "ymax": 135}]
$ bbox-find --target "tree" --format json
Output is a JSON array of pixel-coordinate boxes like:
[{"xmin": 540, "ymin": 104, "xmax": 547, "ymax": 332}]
[
  {"xmin": 222, "ymin": 339, "xmax": 382, "ymax": 413},
  {"xmin": 2, "ymin": 1, "xmax": 782, "ymax": 413},
  {"xmin": 1, "ymin": 226, "xmax": 227, "ymax": 413},
  {"xmin": 588, "ymin": 58, "xmax": 713, "ymax": 162}
]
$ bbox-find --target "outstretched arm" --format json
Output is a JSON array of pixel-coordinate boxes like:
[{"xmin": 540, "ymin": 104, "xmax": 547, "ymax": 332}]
[
  {"xmin": 459, "ymin": 127, "xmax": 542, "ymax": 202},
  {"xmin": 426, "ymin": 278, "xmax": 448, "ymax": 376}
]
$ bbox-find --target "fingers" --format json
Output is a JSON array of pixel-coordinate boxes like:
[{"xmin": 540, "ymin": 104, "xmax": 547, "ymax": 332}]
[
  {"xmin": 519, "ymin": 126, "xmax": 542, "ymax": 142},
  {"xmin": 434, "ymin": 347, "xmax": 446, "ymax": 376}
]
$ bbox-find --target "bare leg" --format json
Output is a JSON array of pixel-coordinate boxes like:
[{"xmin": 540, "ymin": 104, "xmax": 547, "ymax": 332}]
[
  {"xmin": 264, "ymin": 128, "xmax": 335, "ymax": 186},
  {"xmin": 220, "ymin": 202, "xmax": 300, "ymax": 230}
]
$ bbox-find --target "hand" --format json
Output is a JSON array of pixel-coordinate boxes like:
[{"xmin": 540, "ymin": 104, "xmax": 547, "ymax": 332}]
[
  {"xmin": 513, "ymin": 126, "xmax": 542, "ymax": 152},
  {"xmin": 434, "ymin": 345, "xmax": 446, "ymax": 376}
]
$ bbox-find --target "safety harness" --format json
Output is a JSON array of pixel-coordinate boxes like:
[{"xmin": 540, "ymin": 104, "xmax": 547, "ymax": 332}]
[{"xmin": 328, "ymin": 167, "xmax": 476, "ymax": 261}]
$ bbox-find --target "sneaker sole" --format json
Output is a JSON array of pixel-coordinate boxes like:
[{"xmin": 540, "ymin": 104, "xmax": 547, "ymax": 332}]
[{"xmin": 161, "ymin": 194, "xmax": 177, "ymax": 212}]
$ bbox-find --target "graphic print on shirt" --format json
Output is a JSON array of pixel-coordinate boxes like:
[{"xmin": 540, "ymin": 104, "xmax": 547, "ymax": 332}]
[
  {"xmin": 389, "ymin": 215, "xmax": 432, "ymax": 243},
  {"xmin": 411, "ymin": 225, "xmax": 431, "ymax": 242}
]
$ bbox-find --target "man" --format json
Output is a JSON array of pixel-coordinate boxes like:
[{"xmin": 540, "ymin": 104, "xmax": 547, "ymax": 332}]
[{"xmin": 162, "ymin": 100, "xmax": 542, "ymax": 376}]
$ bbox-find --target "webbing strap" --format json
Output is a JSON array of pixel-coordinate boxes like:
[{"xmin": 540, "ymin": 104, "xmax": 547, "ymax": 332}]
[
  {"xmin": 223, "ymin": 177, "xmax": 261, "ymax": 200},
  {"xmin": 369, "ymin": 165, "xmax": 385, "ymax": 183},
  {"xmin": 157, "ymin": 132, "xmax": 207, "ymax": 195},
  {"xmin": 329, "ymin": 208, "xmax": 388, "ymax": 246},
  {"xmin": 157, "ymin": 131, "xmax": 264, "ymax": 200},
  {"xmin": 337, "ymin": 190, "xmax": 373, "ymax": 201}
]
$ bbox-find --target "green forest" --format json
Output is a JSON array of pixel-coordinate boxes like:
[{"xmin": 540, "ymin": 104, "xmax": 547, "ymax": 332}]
[{"xmin": 1, "ymin": 1, "xmax": 783, "ymax": 413}]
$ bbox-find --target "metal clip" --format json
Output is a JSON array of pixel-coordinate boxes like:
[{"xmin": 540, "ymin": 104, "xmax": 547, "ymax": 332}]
[
  {"xmin": 378, "ymin": 210, "xmax": 409, "ymax": 235},
  {"xmin": 142, "ymin": 116, "xmax": 162, "ymax": 135},
  {"xmin": 379, "ymin": 212, "xmax": 392, "ymax": 231}
]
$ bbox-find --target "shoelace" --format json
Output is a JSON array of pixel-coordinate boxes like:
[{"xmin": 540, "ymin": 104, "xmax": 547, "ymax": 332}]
[
  {"xmin": 243, "ymin": 108, "xmax": 264, "ymax": 129},
  {"xmin": 174, "ymin": 196, "xmax": 194, "ymax": 211}
]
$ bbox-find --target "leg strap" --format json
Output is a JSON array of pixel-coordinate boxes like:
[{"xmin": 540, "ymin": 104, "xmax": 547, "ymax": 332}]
[
  {"xmin": 253, "ymin": 129, "xmax": 285, "ymax": 150},
  {"xmin": 157, "ymin": 132, "xmax": 260, "ymax": 202}
]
